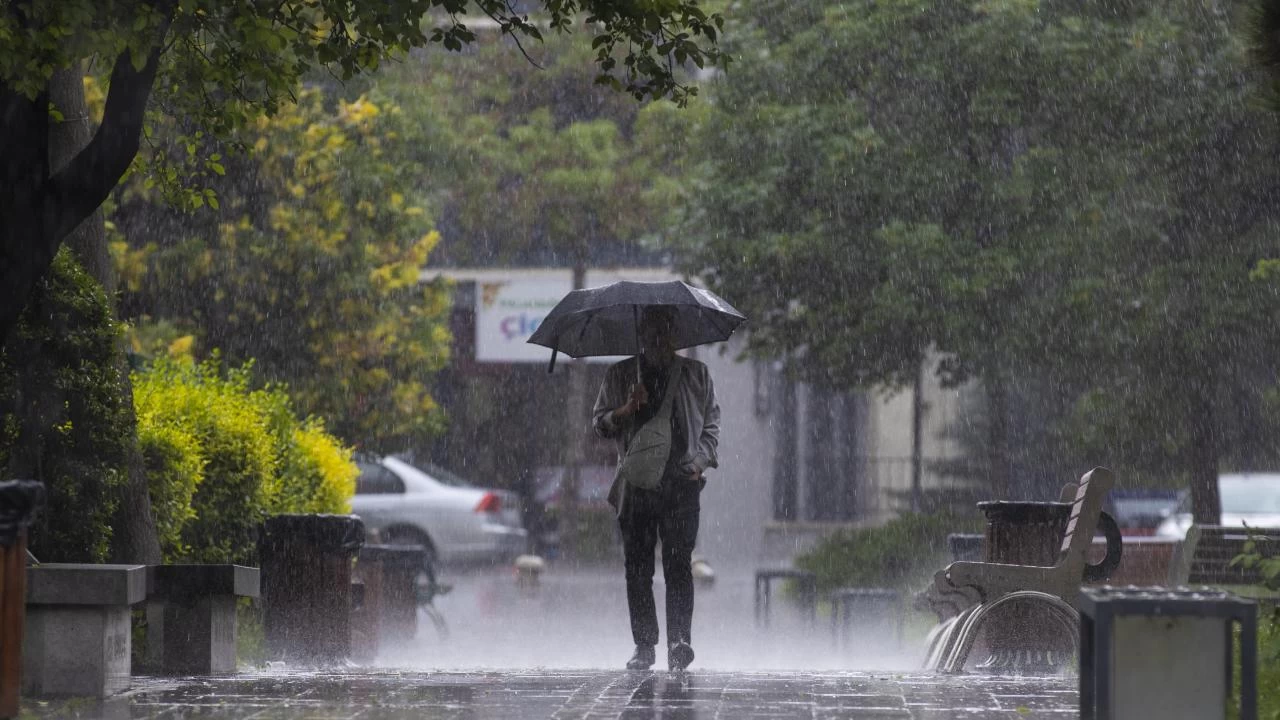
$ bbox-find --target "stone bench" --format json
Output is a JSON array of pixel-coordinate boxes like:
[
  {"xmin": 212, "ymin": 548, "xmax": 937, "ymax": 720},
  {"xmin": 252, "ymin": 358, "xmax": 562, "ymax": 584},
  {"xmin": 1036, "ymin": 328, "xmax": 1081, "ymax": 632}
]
[
  {"xmin": 23, "ymin": 563, "xmax": 146, "ymax": 697},
  {"xmin": 145, "ymin": 564, "xmax": 260, "ymax": 675},
  {"xmin": 754, "ymin": 568, "xmax": 817, "ymax": 628},
  {"xmin": 830, "ymin": 588, "xmax": 902, "ymax": 650}
]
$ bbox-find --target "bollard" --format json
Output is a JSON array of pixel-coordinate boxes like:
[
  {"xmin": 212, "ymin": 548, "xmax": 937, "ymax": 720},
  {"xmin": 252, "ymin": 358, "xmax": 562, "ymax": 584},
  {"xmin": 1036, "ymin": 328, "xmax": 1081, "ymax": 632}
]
[
  {"xmin": 0, "ymin": 481, "xmax": 43, "ymax": 720},
  {"xmin": 259, "ymin": 514, "xmax": 364, "ymax": 665}
]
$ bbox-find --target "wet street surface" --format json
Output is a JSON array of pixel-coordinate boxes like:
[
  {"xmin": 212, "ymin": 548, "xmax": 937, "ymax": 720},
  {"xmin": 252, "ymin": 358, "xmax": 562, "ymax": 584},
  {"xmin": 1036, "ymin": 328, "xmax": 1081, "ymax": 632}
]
[{"xmin": 29, "ymin": 669, "xmax": 1076, "ymax": 719}]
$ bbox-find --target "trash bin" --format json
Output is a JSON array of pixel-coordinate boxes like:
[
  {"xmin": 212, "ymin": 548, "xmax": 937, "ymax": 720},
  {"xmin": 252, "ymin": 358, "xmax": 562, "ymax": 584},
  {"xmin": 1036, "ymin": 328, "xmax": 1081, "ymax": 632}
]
[
  {"xmin": 350, "ymin": 544, "xmax": 422, "ymax": 661},
  {"xmin": 1078, "ymin": 585, "xmax": 1257, "ymax": 720},
  {"xmin": 0, "ymin": 481, "xmax": 44, "ymax": 719},
  {"xmin": 259, "ymin": 514, "xmax": 364, "ymax": 665}
]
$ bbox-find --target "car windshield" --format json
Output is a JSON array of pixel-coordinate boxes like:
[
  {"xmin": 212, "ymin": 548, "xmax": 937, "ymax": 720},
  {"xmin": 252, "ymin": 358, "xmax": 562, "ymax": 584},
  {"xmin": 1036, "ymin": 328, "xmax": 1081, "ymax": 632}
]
[{"xmin": 1220, "ymin": 475, "xmax": 1280, "ymax": 514}]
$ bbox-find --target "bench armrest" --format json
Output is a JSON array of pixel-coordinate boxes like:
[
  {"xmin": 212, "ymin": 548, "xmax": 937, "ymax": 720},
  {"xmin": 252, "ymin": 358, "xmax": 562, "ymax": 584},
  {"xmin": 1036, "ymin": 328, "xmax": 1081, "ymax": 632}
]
[{"xmin": 946, "ymin": 560, "xmax": 1058, "ymax": 599}]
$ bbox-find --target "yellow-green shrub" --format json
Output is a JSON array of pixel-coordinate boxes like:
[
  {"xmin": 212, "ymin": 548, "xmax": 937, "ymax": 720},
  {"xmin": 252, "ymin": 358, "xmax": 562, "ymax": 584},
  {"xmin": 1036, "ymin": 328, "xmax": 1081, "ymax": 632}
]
[
  {"xmin": 269, "ymin": 420, "xmax": 356, "ymax": 515},
  {"xmin": 134, "ymin": 358, "xmax": 275, "ymax": 564},
  {"xmin": 136, "ymin": 421, "xmax": 205, "ymax": 563},
  {"xmin": 133, "ymin": 356, "xmax": 356, "ymax": 564}
]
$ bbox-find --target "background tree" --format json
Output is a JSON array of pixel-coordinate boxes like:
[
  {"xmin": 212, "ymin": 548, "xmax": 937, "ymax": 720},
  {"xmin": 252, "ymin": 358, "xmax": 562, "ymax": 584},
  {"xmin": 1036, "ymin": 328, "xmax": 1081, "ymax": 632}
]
[
  {"xmin": 333, "ymin": 31, "xmax": 708, "ymax": 523},
  {"xmin": 113, "ymin": 87, "xmax": 453, "ymax": 453},
  {"xmin": 367, "ymin": 31, "xmax": 706, "ymax": 269},
  {"xmin": 681, "ymin": 0, "xmax": 1280, "ymax": 521}
]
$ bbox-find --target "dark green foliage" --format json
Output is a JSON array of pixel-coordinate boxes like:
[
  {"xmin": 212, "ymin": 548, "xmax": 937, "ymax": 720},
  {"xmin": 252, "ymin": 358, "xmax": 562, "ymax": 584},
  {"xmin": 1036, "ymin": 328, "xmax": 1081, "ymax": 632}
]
[
  {"xmin": 0, "ymin": 249, "xmax": 127, "ymax": 562},
  {"xmin": 681, "ymin": 0, "xmax": 1280, "ymax": 518},
  {"xmin": 1252, "ymin": 606, "xmax": 1280, "ymax": 719},
  {"xmin": 136, "ymin": 420, "xmax": 204, "ymax": 562},
  {"xmin": 795, "ymin": 512, "xmax": 982, "ymax": 595}
]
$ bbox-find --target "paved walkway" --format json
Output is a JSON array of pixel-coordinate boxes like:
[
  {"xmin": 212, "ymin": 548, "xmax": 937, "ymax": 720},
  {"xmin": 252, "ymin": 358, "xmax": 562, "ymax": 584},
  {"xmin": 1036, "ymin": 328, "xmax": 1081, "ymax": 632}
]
[
  {"xmin": 21, "ymin": 568, "xmax": 1080, "ymax": 718},
  {"xmin": 27, "ymin": 669, "xmax": 1077, "ymax": 719}
]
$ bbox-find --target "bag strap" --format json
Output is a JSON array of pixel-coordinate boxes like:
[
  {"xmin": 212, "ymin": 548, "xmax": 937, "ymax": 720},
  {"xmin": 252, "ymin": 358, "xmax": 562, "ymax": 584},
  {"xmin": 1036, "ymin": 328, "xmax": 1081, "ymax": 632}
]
[{"xmin": 657, "ymin": 358, "xmax": 682, "ymax": 420}]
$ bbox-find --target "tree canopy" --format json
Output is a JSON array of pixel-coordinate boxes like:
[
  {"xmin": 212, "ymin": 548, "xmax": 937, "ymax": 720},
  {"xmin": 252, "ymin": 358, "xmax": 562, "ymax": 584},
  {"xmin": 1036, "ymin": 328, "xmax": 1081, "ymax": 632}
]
[
  {"xmin": 0, "ymin": 0, "xmax": 726, "ymax": 344},
  {"xmin": 682, "ymin": 0, "xmax": 1280, "ymax": 521},
  {"xmin": 111, "ymin": 86, "xmax": 454, "ymax": 452}
]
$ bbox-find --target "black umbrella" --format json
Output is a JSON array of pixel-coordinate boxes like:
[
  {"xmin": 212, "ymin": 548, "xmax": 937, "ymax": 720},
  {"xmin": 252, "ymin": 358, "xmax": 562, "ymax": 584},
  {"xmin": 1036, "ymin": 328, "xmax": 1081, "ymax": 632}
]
[{"xmin": 526, "ymin": 280, "xmax": 746, "ymax": 372}]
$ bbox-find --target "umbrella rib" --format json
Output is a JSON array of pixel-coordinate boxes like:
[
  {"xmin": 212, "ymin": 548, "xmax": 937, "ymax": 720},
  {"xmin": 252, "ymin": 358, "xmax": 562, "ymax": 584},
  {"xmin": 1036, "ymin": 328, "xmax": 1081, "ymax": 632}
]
[{"xmin": 575, "ymin": 313, "xmax": 594, "ymax": 345}]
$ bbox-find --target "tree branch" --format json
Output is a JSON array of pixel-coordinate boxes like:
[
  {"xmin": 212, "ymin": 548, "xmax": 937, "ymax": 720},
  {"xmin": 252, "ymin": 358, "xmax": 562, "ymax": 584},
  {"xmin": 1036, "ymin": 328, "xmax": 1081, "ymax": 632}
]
[{"xmin": 44, "ymin": 19, "xmax": 173, "ymax": 245}]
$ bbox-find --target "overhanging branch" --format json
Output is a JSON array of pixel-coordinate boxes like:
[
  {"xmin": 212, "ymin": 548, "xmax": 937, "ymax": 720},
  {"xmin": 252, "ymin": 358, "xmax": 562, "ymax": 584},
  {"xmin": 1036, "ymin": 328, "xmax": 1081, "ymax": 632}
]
[{"xmin": 44, "ymin": 17, "xmax": 173, "ymax": 244}]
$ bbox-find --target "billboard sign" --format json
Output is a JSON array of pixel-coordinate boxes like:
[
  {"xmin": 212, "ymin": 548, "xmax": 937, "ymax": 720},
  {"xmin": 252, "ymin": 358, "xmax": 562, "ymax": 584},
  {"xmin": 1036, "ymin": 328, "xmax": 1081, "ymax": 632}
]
[{"xmin": 475, "ymin": 277, "xmax": 622, "ymax": 364}]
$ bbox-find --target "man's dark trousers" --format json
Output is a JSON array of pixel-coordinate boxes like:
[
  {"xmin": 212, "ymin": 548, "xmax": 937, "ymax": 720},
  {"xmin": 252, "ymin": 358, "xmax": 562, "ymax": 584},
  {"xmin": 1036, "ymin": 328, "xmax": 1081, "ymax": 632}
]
[{"xmin": 619, "ymin": 477, "xmax": 701, "ymax": 648}]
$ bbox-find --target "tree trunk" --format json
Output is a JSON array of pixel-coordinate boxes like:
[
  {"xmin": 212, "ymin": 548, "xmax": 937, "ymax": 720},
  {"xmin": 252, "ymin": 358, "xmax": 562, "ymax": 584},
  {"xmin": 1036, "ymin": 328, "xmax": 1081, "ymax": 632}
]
[
  {"xmin": 1, "ymin": 34, "xmax": 168, "ymax": 346},
  {"xmin": 105, "ymin": 370, "xmax": 162, "ymax": 564},
  {"xmin": 47, "ymin": 67, "xmax": 162, "ymax": 565},
  {"xmin": 910, "ymin": 358, "xmax": 925, "ymax": 512},
  {"xmin": 48, "ymin": 67, "xmax": 112, "ymax": 291},
  {"xmin": 0, "ymin": 85, "xmax": 53, "ymax": 348},
  {"xmin": 985, "ymin": 372, "xmax": 1011, "ymax": 500},
  {"xmin": 1187, "ymin": 372, "xmax": 1222, "ymax": 525}
]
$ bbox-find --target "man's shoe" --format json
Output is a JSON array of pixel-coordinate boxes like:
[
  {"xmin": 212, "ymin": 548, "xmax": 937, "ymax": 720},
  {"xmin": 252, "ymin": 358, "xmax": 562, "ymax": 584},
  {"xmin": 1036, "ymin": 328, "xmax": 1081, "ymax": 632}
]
[
  {"xmin": 626, "ymin": 645, "xmax": 656, "ymax": 670},
  {"xmin": 668, "ymin": 641, "xmax": 694, "ymax": 671}
]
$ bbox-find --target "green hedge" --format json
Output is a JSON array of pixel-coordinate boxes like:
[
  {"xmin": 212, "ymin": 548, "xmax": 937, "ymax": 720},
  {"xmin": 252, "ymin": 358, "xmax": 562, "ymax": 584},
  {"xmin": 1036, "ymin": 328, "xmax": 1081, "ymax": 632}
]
[
  {"xmin": 0, "ymin": 249, "xmax": 128, "ymax": 562},
  {"xmin": 133, "ymin": 356, "xmax": 356, "ymax": 564},
  {"xmin": 1253, "ymin": 608, "xmax": 1280, "ymax": 720},
  {"xmin": 795, "ymin": 511, "xmax": 982, "ymax": 595}
]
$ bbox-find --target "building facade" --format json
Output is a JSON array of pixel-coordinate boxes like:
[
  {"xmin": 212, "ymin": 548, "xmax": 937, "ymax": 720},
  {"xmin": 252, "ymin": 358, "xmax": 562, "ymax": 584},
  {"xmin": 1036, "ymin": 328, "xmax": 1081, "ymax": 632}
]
[{"xmin": 426, "ymin": 267, "xmax": 982, "ymax": 569}]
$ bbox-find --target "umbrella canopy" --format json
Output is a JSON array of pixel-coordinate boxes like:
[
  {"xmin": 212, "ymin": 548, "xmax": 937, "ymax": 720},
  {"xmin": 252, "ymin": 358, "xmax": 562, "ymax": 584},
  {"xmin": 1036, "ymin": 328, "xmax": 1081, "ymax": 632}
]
[{"xmin": 526, "ymin": 280, "xmax": 746, "ymax": 369}]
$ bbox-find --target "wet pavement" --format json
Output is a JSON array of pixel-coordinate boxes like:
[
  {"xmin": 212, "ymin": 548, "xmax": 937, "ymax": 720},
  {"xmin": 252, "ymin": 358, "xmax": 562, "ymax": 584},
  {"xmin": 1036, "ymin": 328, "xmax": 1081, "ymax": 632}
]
[
  {"xmin": 20, "ymin": 567, "xmax": 1079, "ymax": 718},
  {"xmin": 380, "ymin": 566, "xmax": 924, "ymax": 670},
  {"xmin": 27, "ymin": 669, "xmax": 1077, "ymax": 719}
]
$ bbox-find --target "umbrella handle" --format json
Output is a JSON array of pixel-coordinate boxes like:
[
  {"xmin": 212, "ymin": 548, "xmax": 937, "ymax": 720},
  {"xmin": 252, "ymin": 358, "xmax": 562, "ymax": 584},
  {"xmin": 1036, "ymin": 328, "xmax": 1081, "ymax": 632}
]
[
  {"xmin": 634, "ymin": 305, "xmax": 642, "ymax": 385},
  {"xmin": 548, "ymin": 348, "xmax": 558, "ymax": 375}
]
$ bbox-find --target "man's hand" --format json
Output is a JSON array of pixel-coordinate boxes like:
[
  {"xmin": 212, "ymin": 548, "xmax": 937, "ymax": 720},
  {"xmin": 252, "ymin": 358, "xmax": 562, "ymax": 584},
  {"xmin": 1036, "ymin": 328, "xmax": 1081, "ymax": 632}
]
[
  {"xmin": 680, "ymin": 462, "xmax": 703, "ymax": 482},
  {"xmin": 616, "ymin": 381, "xmax": 648, "ymax": 418}
]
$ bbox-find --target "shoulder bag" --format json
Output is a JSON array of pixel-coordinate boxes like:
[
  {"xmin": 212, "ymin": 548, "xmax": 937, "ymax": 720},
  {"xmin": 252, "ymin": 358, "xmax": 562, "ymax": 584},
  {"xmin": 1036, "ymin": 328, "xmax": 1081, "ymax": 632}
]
[{"xmin": 616, "ymin": 358, "xmax": 683, "ymax": 491}]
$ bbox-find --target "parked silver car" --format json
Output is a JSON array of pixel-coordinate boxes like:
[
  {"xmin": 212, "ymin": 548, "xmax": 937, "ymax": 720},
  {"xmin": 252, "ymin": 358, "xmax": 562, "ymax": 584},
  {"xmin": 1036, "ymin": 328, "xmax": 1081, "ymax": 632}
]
[
  {"xmin": 350, "ymin": 456, "xmax": 527, "ymax": 566},
  {"xmin": 1155, "ymin": 472, "xmax": 1280, "ymax": 539}
]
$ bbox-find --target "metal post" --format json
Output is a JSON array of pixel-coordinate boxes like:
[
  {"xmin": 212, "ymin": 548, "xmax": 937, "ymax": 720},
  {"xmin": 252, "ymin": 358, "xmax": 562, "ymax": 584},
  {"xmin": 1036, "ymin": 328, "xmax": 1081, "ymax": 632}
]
[
  {"xmin": 911, "ymin": 358, "xmax": 925, "ymax": 513},
  {"xmin": 560, "ymin": 261, "xmax": 587, "ymax": 560}
]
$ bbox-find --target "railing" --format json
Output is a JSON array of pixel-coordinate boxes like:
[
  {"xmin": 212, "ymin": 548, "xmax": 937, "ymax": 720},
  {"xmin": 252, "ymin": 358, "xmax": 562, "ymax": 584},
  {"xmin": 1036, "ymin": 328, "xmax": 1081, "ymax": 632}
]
[{"xmin": 778, "ymin": 455, "xmax": 987, "ymax": 522}]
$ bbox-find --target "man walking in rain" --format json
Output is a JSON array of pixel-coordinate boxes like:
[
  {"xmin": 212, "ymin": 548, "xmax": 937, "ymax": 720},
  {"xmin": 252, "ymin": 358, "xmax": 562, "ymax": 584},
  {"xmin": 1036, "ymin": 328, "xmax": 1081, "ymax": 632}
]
[{"xmin": 592, "ymin": 305, "xmax": 721, "ymax": 671}]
